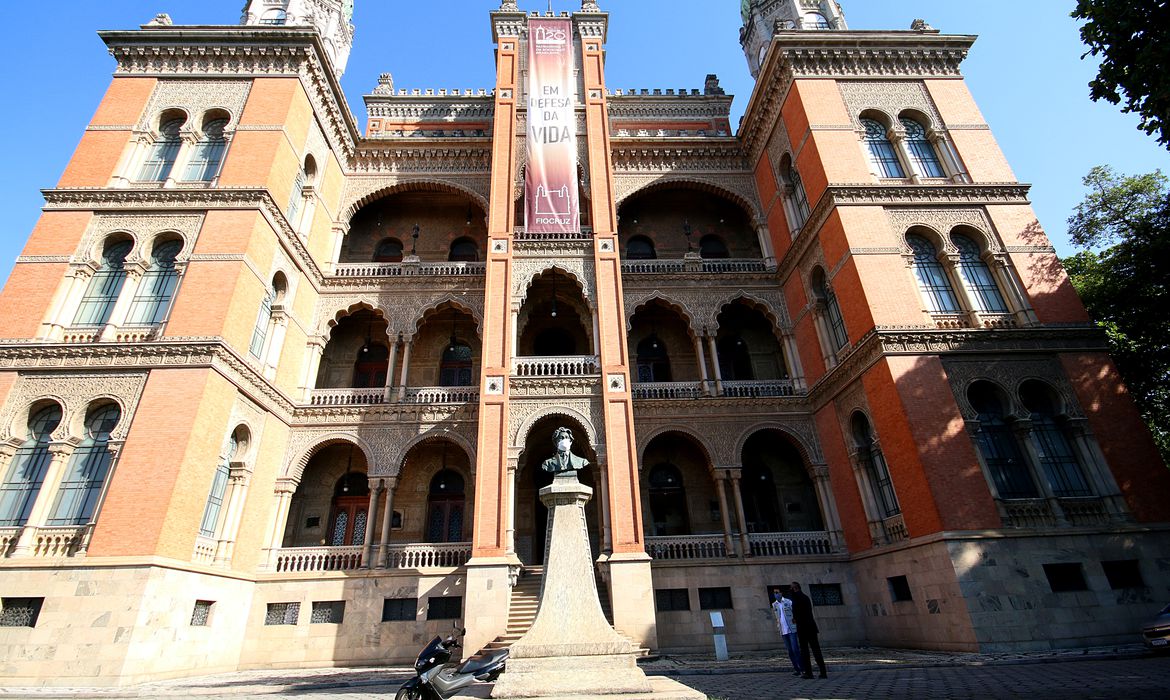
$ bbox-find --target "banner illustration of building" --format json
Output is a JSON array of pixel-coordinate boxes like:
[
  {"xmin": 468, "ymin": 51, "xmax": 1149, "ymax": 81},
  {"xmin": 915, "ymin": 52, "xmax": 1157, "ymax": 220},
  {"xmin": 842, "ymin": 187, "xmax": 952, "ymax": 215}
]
[{"xmin": 525, "ymin": 18, "xmax": 579, "ymax": 233}]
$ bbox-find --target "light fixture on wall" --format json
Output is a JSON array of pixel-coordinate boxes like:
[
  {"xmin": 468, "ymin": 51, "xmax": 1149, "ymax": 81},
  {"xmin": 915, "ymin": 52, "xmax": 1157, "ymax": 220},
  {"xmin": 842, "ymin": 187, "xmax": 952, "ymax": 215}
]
[
  {"xmin": 465, "ymin": 206, "xmax": 473, "ymax": 226},
  {"xmin": 360, "ymin": 318, "xmax": 373, "ymax": 354},
  {"xmin": 342, "ymin": 445, "xmax": 355, "ymax": 493},
  {"xmin": 550, "ymin": 274, "xmax": 559, "ymax": 318},
  {"xmin": 448, "ymin": 314, "xmax": 459, "ymax": 352},
  {"xmin": 649, "ymin": 321, "xmax": 660, "ymax": 349}
]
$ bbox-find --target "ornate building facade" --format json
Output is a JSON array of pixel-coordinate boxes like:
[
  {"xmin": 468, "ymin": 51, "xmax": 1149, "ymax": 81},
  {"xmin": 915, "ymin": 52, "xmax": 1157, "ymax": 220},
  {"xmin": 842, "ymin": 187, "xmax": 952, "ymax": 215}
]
[{"xmin": 0, "ymin": 0, "xmax": 1168, "ymax": 686}]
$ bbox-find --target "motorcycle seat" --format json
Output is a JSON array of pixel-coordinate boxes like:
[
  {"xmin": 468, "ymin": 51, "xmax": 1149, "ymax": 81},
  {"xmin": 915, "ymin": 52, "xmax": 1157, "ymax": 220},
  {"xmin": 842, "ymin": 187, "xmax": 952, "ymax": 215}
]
[{"xmin": 457, "ymin": 648, "xmax": 509, "ymax": 676}]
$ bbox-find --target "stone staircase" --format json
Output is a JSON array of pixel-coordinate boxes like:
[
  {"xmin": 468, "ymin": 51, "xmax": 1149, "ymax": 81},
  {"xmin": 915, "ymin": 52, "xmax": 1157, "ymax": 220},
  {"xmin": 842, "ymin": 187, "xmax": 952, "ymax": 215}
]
[{"xmin": 483, "ymin": 566, "xmax": 651, "ymax": 656}]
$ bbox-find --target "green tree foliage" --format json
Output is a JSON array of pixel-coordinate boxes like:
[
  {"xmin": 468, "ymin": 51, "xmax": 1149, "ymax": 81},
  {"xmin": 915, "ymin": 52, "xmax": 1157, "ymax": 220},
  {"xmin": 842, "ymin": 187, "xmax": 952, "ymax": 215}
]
[
  {"xmin": 1064, "ymin": 166, "xmax": 1170, "ymax": 463},
  {"xmin": 1072, "ymin": 0, "xmax": 1170, "ymax": 148}
]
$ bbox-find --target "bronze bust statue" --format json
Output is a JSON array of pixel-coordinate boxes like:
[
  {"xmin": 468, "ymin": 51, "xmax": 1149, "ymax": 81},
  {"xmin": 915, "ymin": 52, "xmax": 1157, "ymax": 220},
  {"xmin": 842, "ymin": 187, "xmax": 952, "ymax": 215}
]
[{"xmin": 541, "ymin": 426, "xmax": 589, "ymax": 474}]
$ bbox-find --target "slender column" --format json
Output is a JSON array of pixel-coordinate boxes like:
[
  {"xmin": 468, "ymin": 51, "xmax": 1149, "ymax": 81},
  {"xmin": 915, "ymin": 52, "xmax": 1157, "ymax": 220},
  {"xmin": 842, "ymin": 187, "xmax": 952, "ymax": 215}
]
[
  {"xmin": 41, "ymin": 270, "xmax": 86, "ymax": 340},
  {"xmin": 942, "ymin": 253, "xmax": 983, "ymax": 327},
  {"xmin": 510, "ymin": 305, "xmax": 520, "ymax": 358},
  {"xmin": 810, "ymin": 464, "xmax": 845, "ymax": 548},
  {"xmin": 928, "ymin": 129, "xmax": 969, "ymax": 183},
  {"xmin": 591, "ymin": 308, "xmax": 601, "ymax": 355},
  {"xmin": 693, "ymin": 333, "xmax": 711, "ymax": 396},
  {"xmin": 213, "ymin": 465, "xmax": 252, "ymax": 565},
  {"xmin": 262, "ymin": 311, "xmax": 289, "ymax": 379},
  {"xmin": 706, "ymin": 334, "xmax": 724, "ymax": 395},
  {"xmin": 396, "ymin": 338, "xmax": 413, "ymax": 402},
  {"xmin": 12, "ymin": 445, "xmax": 74, "ymax": 555},
  {"xmin": 384, "ymin": 339, "xmax": 400, "ymax": 402},
  {"xmin": 755, "ymin": 222, "xmax": 775, "ymax": 269},
  {"xmin": 992, "ymin": 255, "xmax": 1039, "ymax": 325},
  {"xmin": 299, "ymin": 338, "xmax": 326, "ymax": 403},
  {"xmin": 597, "ymin": 455, "xmax": 612, "ymax": 553},
  {"xmin": 363, "ymin": 479, "xmax": 381, "ymax": 568},
  {"xmin": 1065, "ymin": 420, "xmax": 1128, "ymax": 518},
  {"xmin": 727, "ymin": 468, "xmax": 751, "ymax": 557},
  {"xmin": 379, "ymin": 477, "xmax": 398, "ymax": 567},
  {"xmin": 264, "ymin": 479, "xmax": 297, "ymax": 569},
  {"xmin": 110, "ymin": 135, "xmax": 146, "ymax": 188},
  {"xmin": 887, "ymin": 125, "xmax": 917, "ymax": 183},
  {"xmin": 713, "ymin": 471, "xmax": 734, "ymax": 557},
  {"xmin": 327, "ymin": 225, "xmax": 347, "ymax": 275},
  {"xmin": 506, "ymin": 457, "xmax": 518, "ymax": 555}
]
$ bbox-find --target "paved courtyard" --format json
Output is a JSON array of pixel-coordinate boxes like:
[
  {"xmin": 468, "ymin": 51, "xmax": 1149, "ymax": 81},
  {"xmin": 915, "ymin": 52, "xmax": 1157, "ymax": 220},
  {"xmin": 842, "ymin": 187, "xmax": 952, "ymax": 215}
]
[{"xmin": 0, "ymin": 648, "xmax": 1164, "ymax": 699}]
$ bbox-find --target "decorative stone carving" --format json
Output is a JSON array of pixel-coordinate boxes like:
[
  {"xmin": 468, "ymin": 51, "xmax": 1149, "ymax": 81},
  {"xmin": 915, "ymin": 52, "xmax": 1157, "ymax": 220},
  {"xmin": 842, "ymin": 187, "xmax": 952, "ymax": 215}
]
[
  {"xmin": 508, "ymin": 398, "xmax": 602, "ymax": 449},
  {"xmin": 76, "ymin": 213, "xmax": 205, "ymax": 265},
  {"xmin": 885, "ymin": 208, "xmax": 997, "ymax": 253},
  {"xmin": 0, "ymin": 372, "xmax": 148, "ymax": 444},
  {"xmin": 284, "ymin": 420, "xmax": 478, "ymax": 481},
  {"xmin": 512, "ymin": 259, "xmax": 597, "ymax": 309},
  {"xmin": 839, "ymin": 81, "xmax": 946, "ymax": 131},
  {"xmin": 940, "ymin": 356, "xmax": 1086, "ymax": 420},
  {"xmin": 340, "ymin": 177, "xmax": 491, "ymax": 223},
  {"xmin": 613, "ymin": 173, "xmax": 761, "ymax": 220},
  {"xmin": 137, "ymin": 80, "xmax": 253, "ymax": 131}
]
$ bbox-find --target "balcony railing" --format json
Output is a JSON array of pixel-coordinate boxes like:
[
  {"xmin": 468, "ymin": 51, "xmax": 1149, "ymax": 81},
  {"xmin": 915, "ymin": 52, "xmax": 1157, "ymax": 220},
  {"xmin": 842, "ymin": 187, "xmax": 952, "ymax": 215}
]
[
  {"xmin": 881, "ymin": 513, "xmax": 908, "ymax": 543},
  {"xmin": 0, "ymin": 525, "xmax": 92, "ymax": 559},
  {"xmin": 620, "ymin": 258, "xmax": 768, "ymax": 274},
  {"xmin": 1001, "ymin": 498, "xmax": 1057, "ymax": 528},
  {"xmin": 721, "ymin": 380, "xmax": 796, "ymax": 398},
  {"xmin": 646, "ymin": 534, "xmax": 728, "ymax": 560},
  {"xmin": 1059, "ymin": 497, "xmax": 1111, "ymax": 527},
  {"xmin": 332, "ymin": 261, "xmax": 486, "ymax": 278},
  {"xmin": 513, "ymin": 355, "xmax": 600, "ymax": 377},
  {"xmin": 747, "ymin": 531, "xmax": 833, "ymax": 557},
  {"xmin": 513, "ymin": 227, "xmax": 593, "ymax": 241},
  {"xmin": 401, "ymin": 386, "xmax": 479, "ymax": 404},
  {"xmin": 632, "ymin": 381, "xmax": 704, "ymax": 399},
  {"xmin": 309, "ymin": 388, "xmax": 386, "ymax": 406},
  {"xmin": 268, "ymin": 542, "xmax": 473, "ymax": 573}
]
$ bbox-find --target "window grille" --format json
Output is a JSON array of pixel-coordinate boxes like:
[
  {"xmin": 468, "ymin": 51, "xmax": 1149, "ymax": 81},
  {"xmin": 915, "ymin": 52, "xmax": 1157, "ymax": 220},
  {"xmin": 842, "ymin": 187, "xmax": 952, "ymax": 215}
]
[
  {"xmin": 953, "ymin": 235, "xmax": 1009, "ymax": 313},
  {"xmin": 698, "ymin": 587, "xmax": 733, "ymax": 610},
  {"xmin": 907, "ymin": 235, "xmax": 961, "ymax": 313},
  {"xmin": 125, "ymin": 240, "xmax": 182, "ymax": 325},
  {"xmin": 73, "ymin": 241, "xmax": 132, "ymax": 327},
  {"xmin": 310, "ymin": 601, "xmax": 345, "ymax": 624},
  {"xmin": 0, "ymin": 405, "xmax": 62, "ymax": 526},
  {"xmin": 1042, "ymin": 563, "xmax": 1088, "ymax": 592},
  {"xmin": 190, "ymin": 600, "xmax": 213, "ymax": 626},
  {"xmin": 822, "ymin": 282, "xmax": 848, "ymax": 351},
  {"xmin": 47, "ymin": 404, "xmax": 120, "ymax": 526},
  {"xmin": 286, "ymin": 169, "xmax": 306, "ymax": 225},
  {"xmin": 809, "ymin": 584, "xmax": 844, "ymax": 606},
  {"xmin": 199, "ymin": 456, "xmax": 231, "ymax": 538},
  {"xmin": 1102, "ymin": 560, "xmax": 1144, "ymax": 590},
  {"xmin": 1030, "ymin": 414, "xmax": 1092, "ymax": 497},
  {"xmin": 265, "ymin": 602, "xmax": 300, "ymax": 625},
  {"xmin": 887, "ymin": 575, "xmax": 913, "ymax": 601},
  {"xmin": 789, "ymin": 164, "xmax": 811, "ymax": 226},
  {"xmin": 0, "ymin": 598, "xmax": 44, "ymax": 627},
  {"xmin": 901, "ymin": 119, "xmax": 946, "ymax": 178},
  {"xmin": 861, "ymin": 119, "xmax": 904, "ymax": 178},
  {"xmin": 426, "ymin": 596, "xmax": 462, "ymax": 620}
]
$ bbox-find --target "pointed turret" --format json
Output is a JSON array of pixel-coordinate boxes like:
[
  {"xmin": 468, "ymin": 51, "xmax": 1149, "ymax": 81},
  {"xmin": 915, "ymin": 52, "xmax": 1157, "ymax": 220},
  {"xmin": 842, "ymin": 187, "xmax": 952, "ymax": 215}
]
[
  {"xmin": 740, "ymin": 0, "xmax": 847, "ymax": 79},
  {"xmin": 240, "ymin": 0, "xmax": 355, "ymax": 77}
]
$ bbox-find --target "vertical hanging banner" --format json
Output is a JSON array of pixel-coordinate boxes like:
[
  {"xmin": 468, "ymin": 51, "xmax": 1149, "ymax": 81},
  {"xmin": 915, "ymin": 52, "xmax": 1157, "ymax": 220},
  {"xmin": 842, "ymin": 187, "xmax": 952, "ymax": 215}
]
[{"xmin": 525, "ymin": 18, "xmax": 579, "ymax": 234}]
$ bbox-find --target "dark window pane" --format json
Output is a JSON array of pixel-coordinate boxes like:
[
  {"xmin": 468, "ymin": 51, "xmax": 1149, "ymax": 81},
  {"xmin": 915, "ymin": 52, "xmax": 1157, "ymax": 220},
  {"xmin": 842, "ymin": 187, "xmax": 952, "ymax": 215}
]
[
  {"xmin": 1102, "ymin": 560, "xmax": 1144, "ymax": 590},
  {"xmin": 1042, "ymin": 563, "xmax": 1088, "ymax": 593},
  {"xmin": 655, "ymin": 588, "xmax": 690, "ymax": 612},
  {"xmin": 809, "ymin": 583, "xmax": 844, "ymax": 606},
  {"xmin": 698, "ymin": 587, "xmax": 733, "ymax": 610},
  {"xmin": 427, "ymin": 596, "xmax": 463, "ymax": 620},
  {"xmin": 382, "ymin": 598, "xmax": 418, "ymax": 622},
  {"xmin": 888, "ymin": 575, "xmax": 913, "ymax": 602}
]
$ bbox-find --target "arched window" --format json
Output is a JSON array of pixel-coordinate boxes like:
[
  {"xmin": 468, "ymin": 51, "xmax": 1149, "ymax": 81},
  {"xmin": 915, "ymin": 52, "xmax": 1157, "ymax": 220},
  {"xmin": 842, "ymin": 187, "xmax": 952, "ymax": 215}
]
[
  {"xmin": 636, "ymin": 334, "xmax": 672, "ymax": 382},
  {"xmin": 812, "ymin": 269, "xmax": 848, "ymax": 353},
  {"xmin": 699, "ymin": 235, "xmax": 729, "ymax": 259},
  {"xmin": 183, "ymin": 118, "xmax": 228, "ymax": 182},
  {"xmin": 626, "ymin": 236, "xmax": 656, "ymax": 260},
  {"xmin": 352, "ymin": 342, "xmax": 389, "ymax": 388},
  {"xmin": 851, "ymin": 413, "xmax": 899, "ymax": 518},
  {"xmin": 125, "ymin": 239, "xmax": 183, "ymax": 325},
  {"xmin": 73, "ymin": 240, "xmax": 133, "ymax": 327},
  {"xmin": 900, "ymin": 118, "xmax": 945, "ymax": 178},
  {"xmin": 248, "ymin": 285, "xmax": 275, "ymax": 359},
  {"xmin": 259, "ymin": 8, "xmax": 287, "ymax": 25},
  {"xmin": 968, "ymin": 382, "xmax": 1037, "ymax": 499},
  {"xmin": 373, "ymin": 238, "xmax": 404, "ymax": 263},
  {"xmin": 199, "ymin": 431, "xmax": 236, "ymax": 538},
  {"xmin": 952, "ymin": 234, "xmax": 1009, "ymax": 313},
  {"xmin": 648, "ymin": 463, "xmax": 690, "ymax": 536},
  {"xmin": 0, "ymin": 404, "xmax": 63, "ymax": 527},
  {"xmin": 328, "ymin": 468, "xmax": 370, "ymax": 547},
  {"xmin": 717, "ymin": 334, "xmax": 754, "ymax": 380},
  {"xmin": 426, "ymin": 468, "xmax": 465, "ymax": 543},
  {"xmin": 861, "ymin": 118, "xmax": 904, "ymax": 178},
  {"xmin": 1020, "ymin": 381, "xmax": 1092, "ymax": 498},
  {"xmin": 286, "ymin": 168, "xmax": 306, "ymax": 225},
  {"xmin": 138, "ymin": 117, "xmax": 184, "ymax": 182},
  {"xmin": 907, "ymin": 234, "xmax": 961, "ymax": 313},
  {"xmin": 48, "ymin": 403, "xmax": 120, "ymax": 526},
  {"xmin": 439, "ymin": 342, "xmax": 473, "ymax": 386},
  {"xmin": 448, "ymin": 237, "xmax": 478, "ymax": 262},
  {"xmin": 803, "ymin": 12, "xmax": 832, "ymax": 29},
  {"xmin": 788, "ymin": 163, "xmax": 811, "ymax": 227}
]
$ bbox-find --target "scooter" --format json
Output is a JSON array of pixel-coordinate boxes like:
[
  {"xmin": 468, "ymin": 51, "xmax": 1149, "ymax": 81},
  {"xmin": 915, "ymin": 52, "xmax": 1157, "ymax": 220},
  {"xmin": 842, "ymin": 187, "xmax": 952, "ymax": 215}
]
[{"xmin": 395, "ymin": 625, "xmax": 509, "ymax": 700}]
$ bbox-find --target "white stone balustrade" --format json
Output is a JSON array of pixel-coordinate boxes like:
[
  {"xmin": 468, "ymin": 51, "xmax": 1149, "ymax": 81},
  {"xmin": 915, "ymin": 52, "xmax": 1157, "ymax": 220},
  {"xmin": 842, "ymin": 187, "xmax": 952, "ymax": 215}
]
[
  {"xmin": 747, "ymin": 531, "xmax": 833, "ymax": 557},
  {"xmin": 513, "ymin": 227, "xmax": 593, "ymax": 241},
  {"xmin": 401, "ymin": 386, "xmax": 479, "ymax": 404},
  {"xmin": 308, "ymin": 388, "xmax": 386, "ymax": 406},
  {"xmin": 27, "ymin": 525, "xmax": 92, "ymax": 558},
  {"xmin": 721, "ymin": 380, "xmax": 796, "ymax": 398},
  {"xmin": 1002, "ymin": 499, "xmax": 1056, "ymax": 528},
  {"xmin": 645, "ymin": 534, "xmax": 728, "ymax": 560},
  {"xmin": 332, "ymin": 261, "xmax": 486, "ymax": 278},
  {"xmin": 192, "ymin": 534, "xmax": 217, "ymax": 564},
  {"xmin": 882, "ymin": 513, "xmax": 908, "ymax": 543},
  {"xmin": 620, "ymin": 258, "xmax": 767, "ymax": 274},
  {"xmin": 700, "ymin": 259, "xmax": 769, "ymax": 273},
  {"xmin": 0, "ymin": 527, "xmax": 19, "ymax": 557},
  {"xmin": 632, "ymin": 382, "xmax": 704, "ymax": 399},
  {"xmin": 273, "ymin": 545, "xmax": 364, "ymax": 572},
  {"xmin": 619, "ymin": 260, "xmax": 685, "ymax": 274},
  {"xmin": 513, "ymin": 355, "xmax": 600, "ymax": 377},
  {"xmin": 383, "ymin": 542, "xmax": 472, "ymax": 569}
]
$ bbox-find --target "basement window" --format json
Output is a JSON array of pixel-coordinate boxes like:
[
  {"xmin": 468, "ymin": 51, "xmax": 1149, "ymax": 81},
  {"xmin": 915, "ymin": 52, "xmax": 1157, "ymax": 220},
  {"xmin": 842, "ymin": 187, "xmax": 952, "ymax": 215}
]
[
  {"xmin": 382, "ymin": 598, "xmax": 418, "ymax": 622},
  {"xmin": 190, "ymin": 600, "xmax": 213, "ymax": 626},
  {"xmin": 265, "ymin": 602, "xmax": 300, "ymax": 625},
  {"xmin": 698, "ymin": 587, "xmax": 733, "ymax": 610},
  {"xmin": 0, "ymin": 597, "xmax": 43, "ymax": 627},
  {"xmin": 311, "ymin": 601, "xmax": 345, "ymax": 624},
  {"xmin": 810, "ymin": 583, "xmax": 845, "ymax": 606},
  {"xmin": 655, "ymin": 588, "xmax": 690, "ymax": 612},
  {"xmin": 1102, "ymin": 560, "xmax": 1144, "ymax": 590},
  {"xmin": 888, "ymin": 575, "xmax": 913, "ymax": 602},
  {"xmin": 1043, "ymin": 563, "xmax": 1088, "ymax": 593},
  {"xmin": 427, "ymin": 596, "xmax": 462, "ymax": 621}
]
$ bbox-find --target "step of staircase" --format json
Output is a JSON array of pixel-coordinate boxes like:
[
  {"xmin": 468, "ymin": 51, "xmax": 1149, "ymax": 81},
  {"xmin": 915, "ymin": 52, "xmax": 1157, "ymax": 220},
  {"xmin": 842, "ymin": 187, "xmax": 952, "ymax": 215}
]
[{"xmin": 482, "ymin": 566, "xmax": 652, "ymax": 657}]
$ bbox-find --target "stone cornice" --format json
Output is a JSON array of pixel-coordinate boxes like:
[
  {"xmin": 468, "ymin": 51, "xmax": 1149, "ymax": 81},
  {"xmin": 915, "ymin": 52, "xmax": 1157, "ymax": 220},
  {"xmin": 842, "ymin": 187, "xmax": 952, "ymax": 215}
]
[
  {"xmin": 776, "ymin": 183, "xmax": 1032, "ymax": 285},
  {"xmin": 41, "ymin": 187, "xmax": 325, "ymax": 290},
  {"xmin": 807, "ymin": 326, "xmax": 1111, "ymax": 409},
  {"xmin": 100, "ymin": 27, "xmax": 360, "ymax": 161},
  {"xmin": 364, "ymin": 96, "xmax": 495, "ymax": 121},
  {"xmin": 607, "ymin": 94, "xmax": 733, "ymax": 121},
  {"xmin": 0, "ymin": 339, "xmax": 298, "ymax": 421},
  {"xmin": 349, "ymin": 143, "xmax": 493, "ymax": 174},
  {"xmin": 610, "ymin": 141, "xmax": 749, "ymax": 172},
  {"xmin": 739, "ymin": 31, "xmax": 976, "ymax": 159}
]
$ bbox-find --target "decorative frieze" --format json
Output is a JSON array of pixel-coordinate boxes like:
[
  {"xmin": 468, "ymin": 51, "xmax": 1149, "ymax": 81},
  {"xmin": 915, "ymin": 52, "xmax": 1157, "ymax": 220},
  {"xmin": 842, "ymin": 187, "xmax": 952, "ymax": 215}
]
[
  {"xmin": 76, "ymin": 213, "xmax": 205, "ymax": 265},
  {"xmin": 838, "ymin": 81, "xmax": 946, "ymax": 130},
  {"xmin": 612, "ymin": 174, "xmax": 761, "ymax": 220},
  {"xmin": 622, "ymin": 286, "xmax": 792, "ymax": 336},
  {"xmin": 0, "ymin": 372, "xmax": 148, "ymax": 443},
  {"xmin": 884, "ymin": 207, "xmax": 996, "ymax": 253},
  {"xmin": 940, "ymin": 356, "xmax": 1086, "ymax": 420},
  {"xmin": 507, "ymin": 397, "xmax": 602, "ymax": 450},
  {"xmin": 313, "ymin": 290, "xmax": 486, "ymax": 339},
  {"xmin": 137, "ymin": 80, "xmax": 253, "ymax": 131}
]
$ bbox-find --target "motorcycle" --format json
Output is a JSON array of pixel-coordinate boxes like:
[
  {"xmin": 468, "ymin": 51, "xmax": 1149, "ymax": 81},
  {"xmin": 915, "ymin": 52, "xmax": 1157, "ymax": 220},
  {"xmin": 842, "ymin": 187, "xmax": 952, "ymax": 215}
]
[{"xmin": 395, "ymin": 625, "xmax": 509, "ymax": 700}]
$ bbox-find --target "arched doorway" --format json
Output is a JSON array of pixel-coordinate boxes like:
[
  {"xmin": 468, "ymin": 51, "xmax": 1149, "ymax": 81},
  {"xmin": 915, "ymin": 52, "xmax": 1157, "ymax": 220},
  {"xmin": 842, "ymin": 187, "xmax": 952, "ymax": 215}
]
[
  {"xmin": 396, "ymin": 439, "xmax": 474, "ymax": 543},
  {"xmin": 740, "ymin": 430, "xmax": 823, "ymax": 533},
  {"xmin": 328, "ymin": 470, "xmax": 370, "ymax": 547},
  {"xmin": 284, "ymin": 442, "xmax": 371, "ymax": 548},
  {"xmin": 517, "ymin": 270, "xmax": 592, "ymax": 357},
  {"xmin": 426, "ymin": 469, "xmax": 466, "ymax": 542},
  {"xmin": 515, "ymin": 415, "xmax": 600, "ymax": 565}
]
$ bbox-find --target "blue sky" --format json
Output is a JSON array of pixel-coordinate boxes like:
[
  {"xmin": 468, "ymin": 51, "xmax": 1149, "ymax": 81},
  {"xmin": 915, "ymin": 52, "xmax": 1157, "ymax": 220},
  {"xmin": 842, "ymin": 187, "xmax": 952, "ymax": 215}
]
[{"xmin": 0, "ymin": 1, "xmax": 1165, "ymax": 289}]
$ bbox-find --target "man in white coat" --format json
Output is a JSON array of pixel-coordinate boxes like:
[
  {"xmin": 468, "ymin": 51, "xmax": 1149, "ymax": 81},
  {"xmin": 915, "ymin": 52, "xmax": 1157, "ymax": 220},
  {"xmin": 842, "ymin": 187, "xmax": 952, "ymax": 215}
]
[{"xmin": 771, "ymin": 587, "xmax": 803, "ymax": 676}]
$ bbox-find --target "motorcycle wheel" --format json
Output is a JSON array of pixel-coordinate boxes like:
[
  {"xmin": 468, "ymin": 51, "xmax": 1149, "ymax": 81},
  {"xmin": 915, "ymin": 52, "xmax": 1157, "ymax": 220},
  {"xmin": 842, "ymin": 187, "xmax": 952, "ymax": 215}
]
[{"xmin": 395, "ymin": 685, "xmax": 423, "ymax": 700}]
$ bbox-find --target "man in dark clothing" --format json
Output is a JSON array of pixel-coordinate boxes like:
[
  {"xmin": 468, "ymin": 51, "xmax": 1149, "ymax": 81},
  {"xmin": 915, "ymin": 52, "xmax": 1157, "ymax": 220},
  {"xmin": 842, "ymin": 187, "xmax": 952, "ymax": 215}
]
[{"xmin": 789, "ymin": 581, "xmax": 827, "ymax": 678}]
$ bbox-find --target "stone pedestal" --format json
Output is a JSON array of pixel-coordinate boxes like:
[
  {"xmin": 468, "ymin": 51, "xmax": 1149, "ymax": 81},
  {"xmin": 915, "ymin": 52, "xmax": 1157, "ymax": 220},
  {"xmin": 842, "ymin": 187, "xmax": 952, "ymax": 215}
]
[{"xmin": 492, "ymin": 474, "xmax": 699, "ymax": 699}]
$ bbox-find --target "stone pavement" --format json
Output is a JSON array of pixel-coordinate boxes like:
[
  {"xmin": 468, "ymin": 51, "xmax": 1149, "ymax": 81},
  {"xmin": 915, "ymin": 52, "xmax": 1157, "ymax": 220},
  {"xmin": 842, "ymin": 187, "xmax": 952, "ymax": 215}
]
[{"xmin": 0, "ymin": 645, "xmax": 1163, "ymax": 699}]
